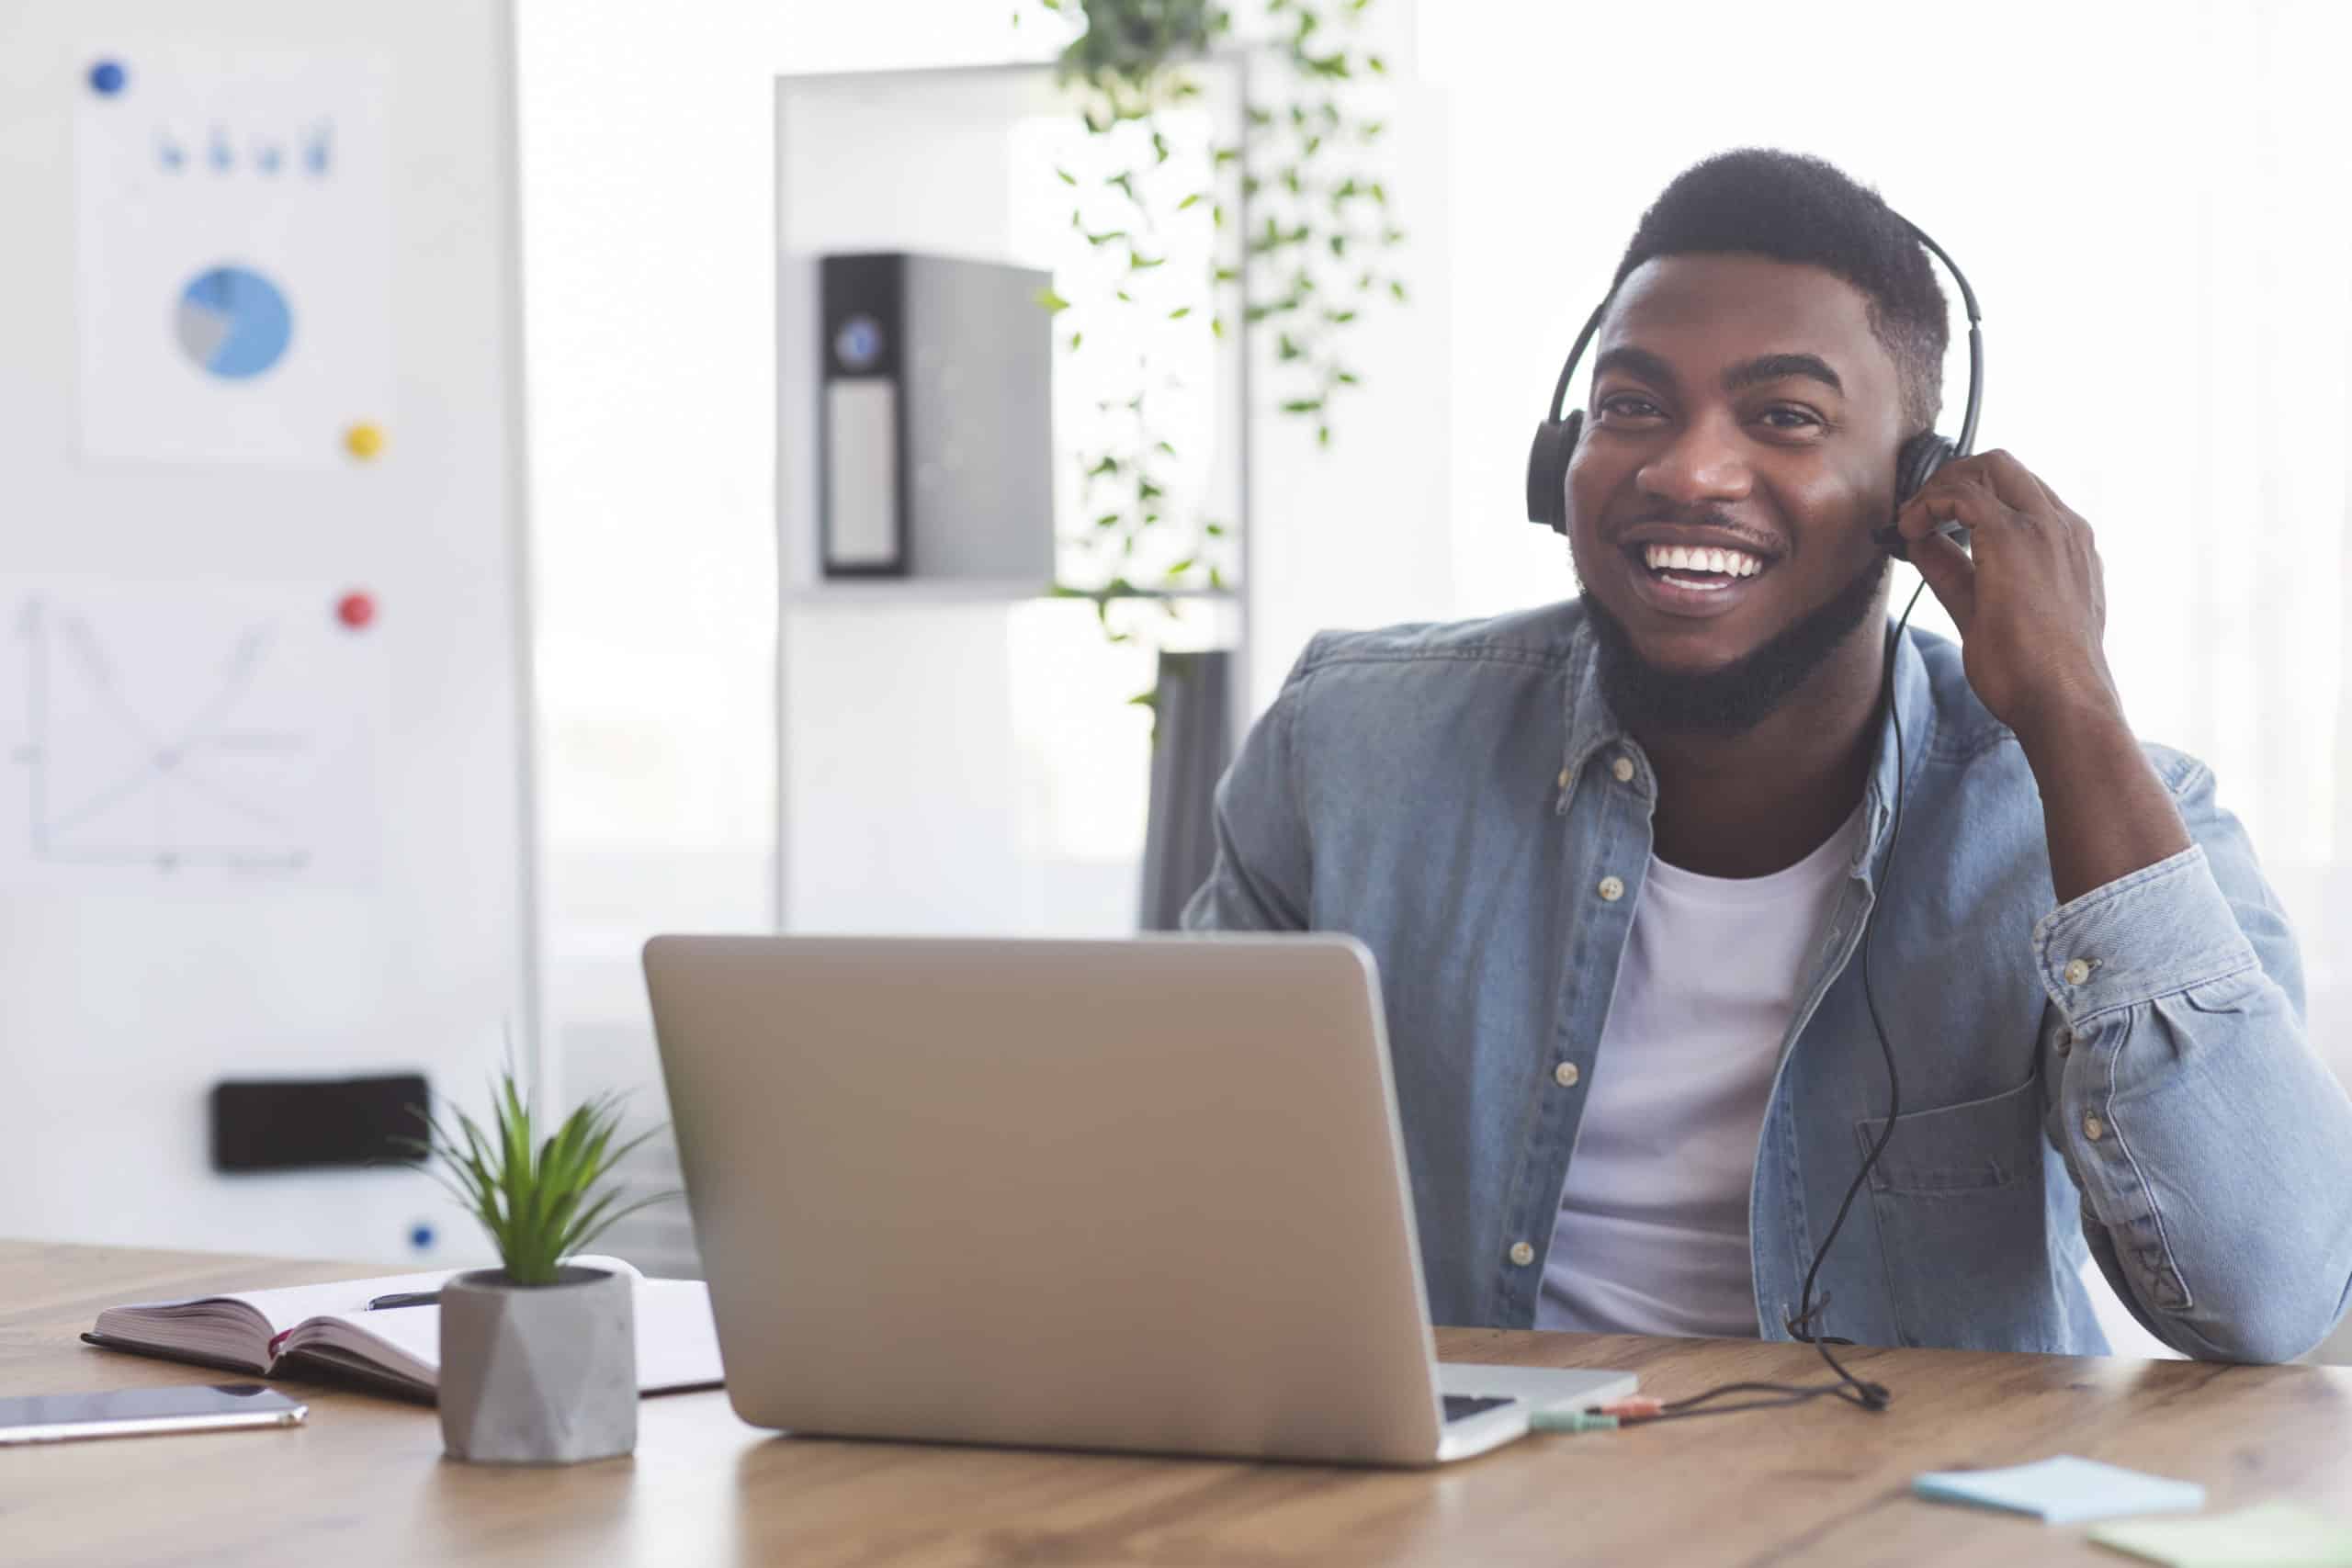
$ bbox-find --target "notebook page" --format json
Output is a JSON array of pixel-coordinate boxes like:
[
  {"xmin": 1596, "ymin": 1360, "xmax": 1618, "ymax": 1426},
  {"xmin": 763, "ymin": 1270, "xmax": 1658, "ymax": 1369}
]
[
  {"xmin": 91, "ymin": 1264, "xmax": 456, "ymax": 1371},
  {"xmin": 296, "ymin": 1271, "xmax": 720, "ymax": 1393},
  {"xmin": 632, "ymin": 1279, "xmax": 726, "ymax": 1391},
  {"xmin": 96, "ymin": 1255, "xmax": 645, "ymax": 1350}
]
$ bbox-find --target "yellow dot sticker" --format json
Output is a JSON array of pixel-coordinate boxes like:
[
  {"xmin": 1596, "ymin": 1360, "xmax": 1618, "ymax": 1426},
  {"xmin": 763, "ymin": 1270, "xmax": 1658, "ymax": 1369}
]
[{"xmin": 345, "ymin": 422, "xmax": 385, "ymax": 460}]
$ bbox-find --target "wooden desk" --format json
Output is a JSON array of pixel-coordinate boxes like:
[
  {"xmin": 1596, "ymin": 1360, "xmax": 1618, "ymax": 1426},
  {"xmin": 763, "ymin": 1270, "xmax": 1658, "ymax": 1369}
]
[{"xmin": 4, "ymin": 1241, "xmax": 2347, "ymax": 1566}]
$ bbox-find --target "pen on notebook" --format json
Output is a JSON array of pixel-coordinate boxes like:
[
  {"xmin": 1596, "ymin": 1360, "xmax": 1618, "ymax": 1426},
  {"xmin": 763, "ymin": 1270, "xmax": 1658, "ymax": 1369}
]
[{"xmin": 365, "ymin": 1291, "xmax": 441, "ymax": 1310}]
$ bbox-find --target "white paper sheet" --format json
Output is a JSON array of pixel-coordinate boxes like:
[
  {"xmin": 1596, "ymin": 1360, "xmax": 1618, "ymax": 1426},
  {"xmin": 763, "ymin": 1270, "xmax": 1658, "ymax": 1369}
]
[
  {"xmin": 74, "ymin": 43, "xmax": 393, "ymax": 466},
  {"xmin": 0, "ymin": 577, "xmax": 387, "ymax": 887}
]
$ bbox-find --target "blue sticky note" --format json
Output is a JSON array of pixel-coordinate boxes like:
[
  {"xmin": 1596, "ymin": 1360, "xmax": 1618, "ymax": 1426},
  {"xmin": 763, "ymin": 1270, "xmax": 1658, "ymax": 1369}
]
[{"xmin": 1914, "ymin": 1455, "xmax": 2205, "ymax": 1526}]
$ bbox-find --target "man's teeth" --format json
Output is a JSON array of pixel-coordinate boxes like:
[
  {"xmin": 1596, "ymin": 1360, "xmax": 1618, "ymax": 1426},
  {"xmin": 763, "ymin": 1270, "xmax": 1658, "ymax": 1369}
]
[{"xmin": 1642, "ymin": 544, "xmax": 1764, "ymax": 578}]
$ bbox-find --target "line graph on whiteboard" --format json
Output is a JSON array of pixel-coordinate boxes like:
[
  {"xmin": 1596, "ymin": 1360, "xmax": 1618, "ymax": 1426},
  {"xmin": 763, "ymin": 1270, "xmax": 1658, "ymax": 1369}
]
[{"xmin": 0, "ymin": 581, "xmax": 383, "ymax": 886}]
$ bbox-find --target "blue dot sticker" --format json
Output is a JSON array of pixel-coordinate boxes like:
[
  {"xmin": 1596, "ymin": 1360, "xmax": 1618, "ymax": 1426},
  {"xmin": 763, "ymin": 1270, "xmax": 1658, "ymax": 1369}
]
[
  {"xmin": 89, "ymin": 60, "xmax": 126, "ymax": 96},
  {"xmin": 410, "ymin": 1223, "xmax": 436, "ymax": 1251}
]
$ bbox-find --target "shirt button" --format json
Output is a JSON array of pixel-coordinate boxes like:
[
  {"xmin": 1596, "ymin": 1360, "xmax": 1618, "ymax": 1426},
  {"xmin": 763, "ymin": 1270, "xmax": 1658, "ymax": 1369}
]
[
  {"xmin": 1611, "ymin": 755, "xmax": 1635, "ymax": 784},
  {"xmin": 1597, "ymin": 875, "xmax": 1625, "ymax": 902},
  {"xmin": 2084, "ymin": 1112, "xmax": 2106, "ymax": 1142},
  {"xmin": 1556, "ymin": 767, "xmax": 1570, "ymax": 791},
  {"xmin": 2064, "ymin": 958, "xmax": 2093, "ymax": 986},
  {"xmin": 1508, "ymin": 1241, "xmax": 1535, "ymax": 1268},
  {"xmin": 1555, "ymin": 1061, "xmax": 1581, "ymax": 1089}
]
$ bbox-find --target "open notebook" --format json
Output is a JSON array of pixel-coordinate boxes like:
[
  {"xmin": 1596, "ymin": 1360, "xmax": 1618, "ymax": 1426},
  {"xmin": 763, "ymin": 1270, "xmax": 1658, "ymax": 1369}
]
[{"xmin": 81, "ymin": 1256, "xmax": 724, "ymax": 1404}]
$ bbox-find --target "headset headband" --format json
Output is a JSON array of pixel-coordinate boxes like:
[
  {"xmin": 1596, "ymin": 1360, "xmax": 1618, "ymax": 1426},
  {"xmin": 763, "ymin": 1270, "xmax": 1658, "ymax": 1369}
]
[{"xmin": 1545, "ymin": 217, "xmax": 1984, "ymax": 457}]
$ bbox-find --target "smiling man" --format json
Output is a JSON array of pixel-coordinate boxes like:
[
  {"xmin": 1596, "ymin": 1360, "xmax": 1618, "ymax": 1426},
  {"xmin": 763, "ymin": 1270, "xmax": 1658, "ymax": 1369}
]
[{"xmin": 1184, "ymin": 149, "xmax": 2352, "ymax": 1361}]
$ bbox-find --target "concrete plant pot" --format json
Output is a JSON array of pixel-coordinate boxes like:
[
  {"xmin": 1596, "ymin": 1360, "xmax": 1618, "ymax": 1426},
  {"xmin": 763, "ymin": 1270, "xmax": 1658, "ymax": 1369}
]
[{"xmin": 438, "ymin": 1264, "xmax": 636, "ymax": 1464}]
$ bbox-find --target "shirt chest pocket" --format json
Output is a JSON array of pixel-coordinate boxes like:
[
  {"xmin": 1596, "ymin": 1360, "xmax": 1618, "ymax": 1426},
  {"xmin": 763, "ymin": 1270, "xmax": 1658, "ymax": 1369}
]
[{"xmin": 1854, "ymin": 1071, "xmax": 2060, "ymax": 1351}]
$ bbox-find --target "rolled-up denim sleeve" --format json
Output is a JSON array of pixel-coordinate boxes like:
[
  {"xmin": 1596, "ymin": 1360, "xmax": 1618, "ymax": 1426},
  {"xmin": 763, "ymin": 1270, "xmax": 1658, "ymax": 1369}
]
[
  {"xmin": 2038, "ymin": 758, "xmax": 2352, "ymax": 1362},
  {"xmin": 1179, "ymin": 641, "xmax": 1320, "ymax": 933}
]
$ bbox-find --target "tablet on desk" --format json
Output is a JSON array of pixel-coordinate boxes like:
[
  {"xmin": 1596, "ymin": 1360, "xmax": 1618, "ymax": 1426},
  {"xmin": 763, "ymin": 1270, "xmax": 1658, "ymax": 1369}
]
[{"xmin": 0, "ymin": 1383, "xmax": 308, "ymax": 1446}]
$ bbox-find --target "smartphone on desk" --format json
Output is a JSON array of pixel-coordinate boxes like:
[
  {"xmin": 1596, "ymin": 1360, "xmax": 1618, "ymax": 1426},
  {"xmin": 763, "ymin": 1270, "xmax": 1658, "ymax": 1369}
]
[{"xmin": 0, "ymin": 1382, "xmax": 307, "ymax": 1446}]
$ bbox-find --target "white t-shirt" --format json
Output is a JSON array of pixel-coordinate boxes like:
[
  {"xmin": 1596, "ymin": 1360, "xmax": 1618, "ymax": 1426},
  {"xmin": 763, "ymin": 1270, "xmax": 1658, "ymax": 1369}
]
[{"xmin": 1534, "ymin": 808, "xmax": 1863, "ymax": 1338}]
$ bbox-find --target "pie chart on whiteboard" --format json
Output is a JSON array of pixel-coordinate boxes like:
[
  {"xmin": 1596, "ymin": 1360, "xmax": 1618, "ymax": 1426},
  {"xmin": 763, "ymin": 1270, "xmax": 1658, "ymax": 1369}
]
[{"xmin": 175, "ymin": 265, "xmax": 294, "ymax": 379}]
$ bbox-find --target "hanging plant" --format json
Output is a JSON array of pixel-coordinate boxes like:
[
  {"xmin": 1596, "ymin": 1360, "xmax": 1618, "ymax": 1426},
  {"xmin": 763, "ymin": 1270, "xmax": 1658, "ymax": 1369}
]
[{"xmin": 1017, "ymin": 0, "xmax": 1407, "ymax": 652}]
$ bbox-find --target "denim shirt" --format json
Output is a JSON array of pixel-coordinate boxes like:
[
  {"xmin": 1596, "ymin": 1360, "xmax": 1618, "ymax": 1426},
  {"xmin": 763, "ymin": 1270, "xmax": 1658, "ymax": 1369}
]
[{"xmin": 1182, "ymin": 600, "xmax": 2352, "ymax": 1362}]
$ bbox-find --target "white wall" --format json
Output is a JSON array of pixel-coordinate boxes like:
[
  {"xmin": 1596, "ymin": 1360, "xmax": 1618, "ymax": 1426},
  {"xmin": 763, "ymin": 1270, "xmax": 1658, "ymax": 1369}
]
[
  {"xmin": 1238, "ymin": 32, "xmax": 1454, "ymax": 713},
  {"xmin": 517, "ymin": 6, "xmax": 1043, "ymax": 1076}
]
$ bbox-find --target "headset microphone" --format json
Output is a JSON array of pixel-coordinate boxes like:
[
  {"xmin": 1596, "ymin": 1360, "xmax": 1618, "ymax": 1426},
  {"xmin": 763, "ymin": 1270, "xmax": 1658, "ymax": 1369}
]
[{"xmin": 1522, "ymin": 217, "xmax": 1984, "ymax": 558}]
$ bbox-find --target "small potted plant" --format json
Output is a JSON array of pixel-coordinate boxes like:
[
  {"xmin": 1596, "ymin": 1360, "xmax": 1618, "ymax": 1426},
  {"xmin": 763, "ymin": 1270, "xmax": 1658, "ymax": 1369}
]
[{"xmin": 408, "ymin": 1068, "xmax": 672, "ymax": 1465}]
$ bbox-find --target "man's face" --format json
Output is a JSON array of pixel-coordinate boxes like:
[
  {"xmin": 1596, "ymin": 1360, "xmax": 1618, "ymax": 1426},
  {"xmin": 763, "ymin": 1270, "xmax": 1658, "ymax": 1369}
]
[{"xmin": 1565, "ymin": 254, "xmax": 1906, "ymax": 709}]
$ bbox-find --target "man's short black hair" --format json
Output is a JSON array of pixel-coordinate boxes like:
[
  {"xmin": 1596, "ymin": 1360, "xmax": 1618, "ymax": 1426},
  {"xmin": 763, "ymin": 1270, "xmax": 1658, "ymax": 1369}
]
[{"xmin": 1611, "ymin": 149, "xmax": 1951, "ymax": 436}]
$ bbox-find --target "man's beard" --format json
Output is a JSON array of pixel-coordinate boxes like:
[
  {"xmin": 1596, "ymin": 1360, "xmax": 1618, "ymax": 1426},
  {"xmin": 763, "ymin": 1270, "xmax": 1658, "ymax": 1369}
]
[{"xmin": 1581, "ymin": 552, "xmax": 1890, "ymax": 736}]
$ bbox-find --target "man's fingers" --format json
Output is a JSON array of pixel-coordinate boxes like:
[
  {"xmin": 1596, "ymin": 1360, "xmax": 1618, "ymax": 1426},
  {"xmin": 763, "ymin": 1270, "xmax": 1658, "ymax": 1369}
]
[
  {"xmin": 1973, "ymin": 449, "xmax": 2064, "ymax": 517},
  {"xmin": 1905, "ymin": 528, "xmax": 1976, "ymax": 626},
  {"xmin": 1894, "ymin": 483, "xmax": 2006, "ymax": 547},
  {"xmin": 1916, "ymin": 450, "xmax": 2089, "ymax": 538}
]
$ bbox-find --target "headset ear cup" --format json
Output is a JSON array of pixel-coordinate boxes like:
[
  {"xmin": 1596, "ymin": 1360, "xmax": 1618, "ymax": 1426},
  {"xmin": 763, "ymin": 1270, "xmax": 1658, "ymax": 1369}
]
[
  {"xmin": 1879, "ymin": 433, "xmax": 1957, "ymax": 558},
  {"xmin": 1896, "ymin": 434, "xmax": 1955, "ymax": 506},
  {"xmin": 1525, "ymin": 411, "xmax": 1583, "ymax": 533}
]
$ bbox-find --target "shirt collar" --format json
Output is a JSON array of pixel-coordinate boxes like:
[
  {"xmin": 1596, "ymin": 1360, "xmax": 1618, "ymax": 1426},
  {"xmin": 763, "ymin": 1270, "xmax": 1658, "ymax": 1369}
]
[
  {"xmin": 1558, "ymin": 611, "xmax": 1623, "ymax": 794},
  {"xmin": 1860, "ymin": 620, "xmax": 1937, "ymax": 883},
  {"xmin": 1559, "ymin": 607, "xmax": 1937, "ymax": 883}
]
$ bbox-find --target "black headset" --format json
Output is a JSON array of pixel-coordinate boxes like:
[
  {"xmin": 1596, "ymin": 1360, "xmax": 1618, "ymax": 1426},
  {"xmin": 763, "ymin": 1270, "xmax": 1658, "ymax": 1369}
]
[{"xmin": 1523, "ymin": 218, "xmax": 1984, "ymax": 560}]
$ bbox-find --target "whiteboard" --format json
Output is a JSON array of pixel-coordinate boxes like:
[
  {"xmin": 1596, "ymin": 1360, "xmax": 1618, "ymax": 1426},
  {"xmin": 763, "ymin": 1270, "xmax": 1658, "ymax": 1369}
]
[{"xmin": 0, "ymin": 1, "xmax": 534, "ymax": 1264}]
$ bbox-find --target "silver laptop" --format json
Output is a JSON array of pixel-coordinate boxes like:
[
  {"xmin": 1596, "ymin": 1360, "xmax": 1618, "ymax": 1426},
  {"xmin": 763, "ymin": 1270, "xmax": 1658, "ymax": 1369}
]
[{"xmin": 642, "ymin": 932, "xmax": 1634, "ymax": 1467}]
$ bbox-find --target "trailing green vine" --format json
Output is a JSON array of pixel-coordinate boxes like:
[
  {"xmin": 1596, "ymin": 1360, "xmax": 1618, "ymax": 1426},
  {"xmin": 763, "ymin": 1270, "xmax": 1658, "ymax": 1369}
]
[{"xmin": 1016, "ymin": 0, "xmax": 1407, "ymax": 651}]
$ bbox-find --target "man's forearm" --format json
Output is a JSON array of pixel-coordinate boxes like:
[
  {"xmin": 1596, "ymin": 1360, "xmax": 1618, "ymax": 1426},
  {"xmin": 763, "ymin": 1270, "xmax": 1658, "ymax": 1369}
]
[
  {"xmin": 2015, "ymin": 703, "xmax": 2193, "ymax": 905},
  {"xmin": 2022, "ymin": 729, "xmax": 2352, "ymax": 1362},
  {"xmin": 2037, "ymin": 842, "xmax": 2352, "ymax": 1361}
]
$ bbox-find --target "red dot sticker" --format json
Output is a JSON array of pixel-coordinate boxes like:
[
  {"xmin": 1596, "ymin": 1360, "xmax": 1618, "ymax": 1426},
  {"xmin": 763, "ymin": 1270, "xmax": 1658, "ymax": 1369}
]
[{"xmin": 337, "ymin": 591, "xmax": 376, "ymax": 630}]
